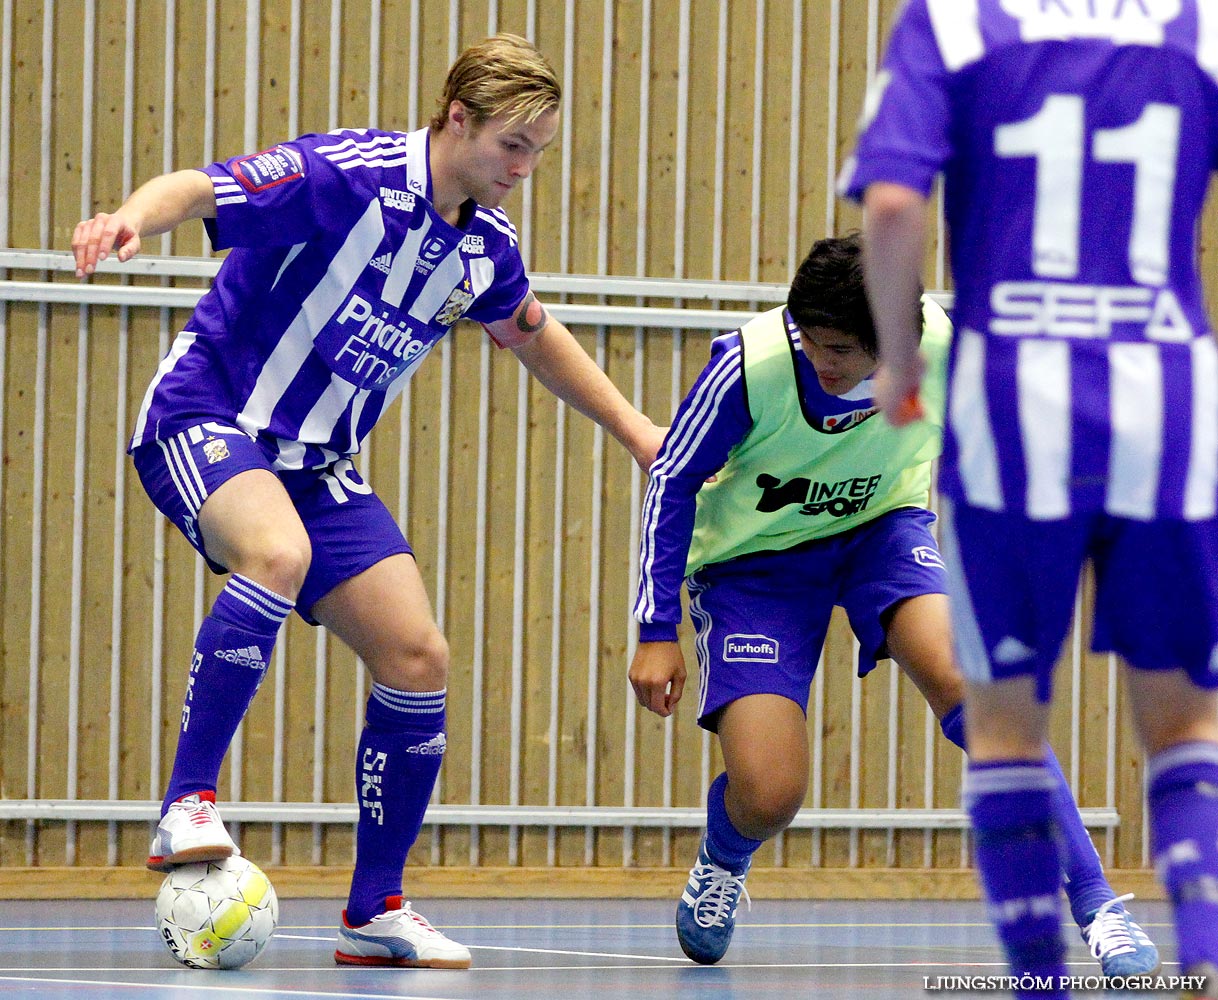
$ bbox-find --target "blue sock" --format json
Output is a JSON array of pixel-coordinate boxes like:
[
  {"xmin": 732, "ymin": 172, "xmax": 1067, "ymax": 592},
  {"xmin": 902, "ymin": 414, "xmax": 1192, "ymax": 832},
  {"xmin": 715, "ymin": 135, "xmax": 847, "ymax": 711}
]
[
  {"xmin": 1043, "ymin": 747, "xmax": 1114, "ymax": 926},
  {"xmin": 940, "ymin": 705, "xmax": 1114, "ymax": 927},
  {"xmin": 704, "ymin": 772, "xmax": 763, "ymax": 875},
  {"xmin": 966, "ymin": 760, "xmax": 1067, "ymax": 998},
  {"xmin": 163, "ymin": 575, "xmax": 293, "ymax": 813},
  {"xmin": 1148, "ymin": 742, "xmax": 1218, "ymax": 974},
  {"xmin": 346, "ymin": 685, "xmax": 447, "ymax": 926}
]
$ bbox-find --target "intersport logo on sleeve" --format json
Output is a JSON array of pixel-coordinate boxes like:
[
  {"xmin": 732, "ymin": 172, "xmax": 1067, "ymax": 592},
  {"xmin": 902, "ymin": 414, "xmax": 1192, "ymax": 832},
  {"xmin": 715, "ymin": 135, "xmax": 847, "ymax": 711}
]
[{"xmin": 723, "ymin": 634, "xmax": 780, "ymax": 663}]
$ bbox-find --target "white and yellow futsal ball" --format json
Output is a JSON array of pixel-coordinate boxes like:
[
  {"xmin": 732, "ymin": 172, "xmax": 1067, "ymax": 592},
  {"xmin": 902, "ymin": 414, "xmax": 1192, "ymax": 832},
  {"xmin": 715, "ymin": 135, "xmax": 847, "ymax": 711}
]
[{"xmin": 154, "ymin": 856, "xmax": 279, "ymax": 969}]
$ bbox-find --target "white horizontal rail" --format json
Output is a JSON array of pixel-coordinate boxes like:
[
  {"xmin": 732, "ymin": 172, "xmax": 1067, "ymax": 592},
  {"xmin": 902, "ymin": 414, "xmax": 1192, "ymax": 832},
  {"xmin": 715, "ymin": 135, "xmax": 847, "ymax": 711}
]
[
  {"xmin": 0, "ymin": 279, "xmax": 762, "ymax": 330},
  {"xmin": 0, "ymin": 250, "xmax": 956, "ymax": 327},
  {"xmin": 0, "ymin": 800, "xmax": 1119, "ymax": 829},
  {"xmin": 0, "ymin": 248, "xmax": 792, "ymax": 301}
]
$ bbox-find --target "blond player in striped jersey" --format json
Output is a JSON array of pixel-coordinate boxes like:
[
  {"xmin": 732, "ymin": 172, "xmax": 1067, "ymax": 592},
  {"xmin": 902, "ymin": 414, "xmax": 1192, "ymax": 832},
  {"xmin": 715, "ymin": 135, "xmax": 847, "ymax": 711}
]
[{"xmin": 73, "ymin": 33, "xmax": 663, "ymax": 970}]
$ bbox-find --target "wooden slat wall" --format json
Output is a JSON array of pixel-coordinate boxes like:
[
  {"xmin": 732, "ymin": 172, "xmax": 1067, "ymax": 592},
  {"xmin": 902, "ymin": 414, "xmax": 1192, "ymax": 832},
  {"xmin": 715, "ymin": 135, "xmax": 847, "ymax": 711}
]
[{"xmin": 0, "ymin": 0, "xmax": 1207, "ymax": 877}]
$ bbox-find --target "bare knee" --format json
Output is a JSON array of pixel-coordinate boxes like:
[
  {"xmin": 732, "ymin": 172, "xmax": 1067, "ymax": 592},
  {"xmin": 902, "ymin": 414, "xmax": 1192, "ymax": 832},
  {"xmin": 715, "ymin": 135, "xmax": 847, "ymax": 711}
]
[
  {"xmin": 369, "ymin": 628, "xmax": 450, "ymax": 691},
  {"xmin": 229, "ymin": 538, "xmax": 312, "ymax": 599},
  {"xmin": 726, "ymin": 773, "xmax": 806, "ymax": 841}
]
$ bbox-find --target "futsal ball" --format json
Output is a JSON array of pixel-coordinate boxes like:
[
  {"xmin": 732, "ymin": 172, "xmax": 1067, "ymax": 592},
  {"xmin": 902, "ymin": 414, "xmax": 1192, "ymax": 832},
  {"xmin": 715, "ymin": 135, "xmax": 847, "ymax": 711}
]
[{"xmin": 155, "ymin": 856, "xmax": 279, "ymax": 969}]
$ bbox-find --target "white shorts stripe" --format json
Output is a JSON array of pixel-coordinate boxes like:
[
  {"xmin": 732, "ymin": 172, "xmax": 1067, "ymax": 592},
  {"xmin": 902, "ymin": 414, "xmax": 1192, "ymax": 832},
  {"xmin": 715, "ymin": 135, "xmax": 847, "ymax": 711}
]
[
  {"xmin": 688, "ymin": 580, "xmax": 714, "ymax": 719},
  {"xmin": 938, "ymin": 499, "xmax": 995, "ymax": 687},
  {"xmin": 160, "ymin": 433, "xmax": 206, "ymax": 514}
]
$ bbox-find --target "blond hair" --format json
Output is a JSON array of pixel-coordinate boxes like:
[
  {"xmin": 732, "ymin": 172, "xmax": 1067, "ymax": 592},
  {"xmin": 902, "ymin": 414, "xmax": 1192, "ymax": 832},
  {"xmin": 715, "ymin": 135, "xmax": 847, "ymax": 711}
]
[{"xmin": 429, "ymin": 34, "xmax": 561, "ymax": 131}]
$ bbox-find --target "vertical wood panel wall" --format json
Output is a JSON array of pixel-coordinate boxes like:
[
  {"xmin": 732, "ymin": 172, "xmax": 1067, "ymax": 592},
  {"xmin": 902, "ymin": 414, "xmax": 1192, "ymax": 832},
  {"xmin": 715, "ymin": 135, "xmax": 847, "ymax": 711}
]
[{"xmin": 0, "ymin": 0, "xmax": 1196, "ymax": 876}]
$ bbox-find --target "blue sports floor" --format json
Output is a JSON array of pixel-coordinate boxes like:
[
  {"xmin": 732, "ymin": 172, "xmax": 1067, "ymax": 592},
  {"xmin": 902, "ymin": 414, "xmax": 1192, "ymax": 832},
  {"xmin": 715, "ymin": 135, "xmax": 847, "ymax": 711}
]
[{"xmin": 0, "ymin": 897, "xmax": 1182, "ymax": 998}]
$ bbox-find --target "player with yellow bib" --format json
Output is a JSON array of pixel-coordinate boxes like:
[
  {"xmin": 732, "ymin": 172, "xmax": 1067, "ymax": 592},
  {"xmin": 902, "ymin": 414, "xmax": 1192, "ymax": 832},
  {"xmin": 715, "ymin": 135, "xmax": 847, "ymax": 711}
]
[{"xmin": 629, "ymin": 235, "xmax": 1157, "ymax": 977}]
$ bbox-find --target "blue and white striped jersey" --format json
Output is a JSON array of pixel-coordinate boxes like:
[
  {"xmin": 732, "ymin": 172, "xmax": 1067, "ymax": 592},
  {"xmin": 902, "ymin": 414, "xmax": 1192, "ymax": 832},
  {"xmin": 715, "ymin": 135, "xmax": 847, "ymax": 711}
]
[
  {"xmin": 130, "ymin": 127, "xmax": 531, "ymax": 470},
  {"xmin": 841, "ymin": 0, "xmax": 1218, "ymax": 521}
]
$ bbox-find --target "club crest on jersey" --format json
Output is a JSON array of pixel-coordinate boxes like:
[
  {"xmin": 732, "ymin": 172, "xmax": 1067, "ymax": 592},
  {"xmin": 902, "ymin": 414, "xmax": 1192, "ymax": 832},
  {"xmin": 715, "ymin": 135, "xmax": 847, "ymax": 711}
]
[
  {"xmin": 755, "ymin": 472, "xmax": 882, "ymax": 518},
  {"xmin": 821, "ymin": 405, "xmax": 879, "ymax": 433},
  {"xmin": 232, "ymin": 145, "xmax": 304, "ymax": 193},
  {"xmin": 435, "ymin": 281, "xmax": 474, "ymax": 327},
  {"xmin": 202, "ymin": 437, "xmax": 230, "ymax": 464},
  {"xmin": 379, "ymin": 187, "xmax": 415, "ymax": 212}
]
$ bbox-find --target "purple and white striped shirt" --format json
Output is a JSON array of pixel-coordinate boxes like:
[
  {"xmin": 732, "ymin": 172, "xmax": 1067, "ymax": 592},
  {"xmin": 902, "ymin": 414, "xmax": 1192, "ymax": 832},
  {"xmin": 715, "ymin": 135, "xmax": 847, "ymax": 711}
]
[
  {"xmin": 130, "ymin": 127, "xmax": 531, "ymax": 470},
  {"xmin": 841, "ymin": 0, "xmax": 1218, "ymax": 521}
]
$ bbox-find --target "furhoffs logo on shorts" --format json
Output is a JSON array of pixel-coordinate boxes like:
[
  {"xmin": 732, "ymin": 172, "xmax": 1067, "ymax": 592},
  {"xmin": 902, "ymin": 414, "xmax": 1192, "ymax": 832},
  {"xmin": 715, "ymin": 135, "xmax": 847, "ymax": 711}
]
[{"xmin": 723, "ymin": 634, "xmax": 780, "ymax": 663}]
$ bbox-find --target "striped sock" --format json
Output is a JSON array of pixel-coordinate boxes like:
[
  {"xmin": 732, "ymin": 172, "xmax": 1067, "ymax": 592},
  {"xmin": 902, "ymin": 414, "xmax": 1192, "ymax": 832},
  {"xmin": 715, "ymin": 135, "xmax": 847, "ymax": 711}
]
[
  {"xmin": 939, "ymin": 705, "xmax": 1114, "ymax": 925},
  {"xmin": 1149, "ymin": 742, "xmax": 1218, "ymax": 975},
  {"xmin": 966, "ymin": 760, "xmax": 1068, "ymax": 998},
  {"xmin": 162, "ymin": 575, "xmax": 293, "ymax": 812}
]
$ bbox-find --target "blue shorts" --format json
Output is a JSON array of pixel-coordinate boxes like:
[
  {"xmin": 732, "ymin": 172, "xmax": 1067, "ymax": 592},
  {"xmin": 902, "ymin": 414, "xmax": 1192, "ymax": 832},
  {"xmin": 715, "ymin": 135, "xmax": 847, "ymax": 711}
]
[
  {"xmin": 131, "ymin": 422, "xmax": 412, "ymax": 624},
  {"xmin": 686, "ymin": 507, "xmax": 947, "ymax": 731},
  {"xmin": 941, "ymin": 499, "xmax": 1218, "ymax": 701}
]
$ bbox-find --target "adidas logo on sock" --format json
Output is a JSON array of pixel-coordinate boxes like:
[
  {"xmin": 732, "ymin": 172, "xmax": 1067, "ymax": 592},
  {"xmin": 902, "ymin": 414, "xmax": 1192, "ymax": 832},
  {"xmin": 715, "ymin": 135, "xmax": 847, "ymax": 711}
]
[
  {"xmin": 405, "ymin": 734, "xmax": 447, "ymax": 756},
  {"xmin": 214, "ymin": 645, "xmax": 267, "ymax": 669},
  {"xmin": 370, "ymin": 252, "xmax": 393, "ymax": 274}
]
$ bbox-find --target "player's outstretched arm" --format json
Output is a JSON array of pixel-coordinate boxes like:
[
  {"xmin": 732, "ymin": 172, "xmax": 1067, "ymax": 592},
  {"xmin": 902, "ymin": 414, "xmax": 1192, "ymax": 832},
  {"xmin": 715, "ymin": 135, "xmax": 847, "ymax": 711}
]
[
  {"xmin": 73, "ymin": 169, "xmax": 218, "ymax": 277},
  {"xmin": 862, "ymin": 180, "xmax": 930, "ymax": 426},
  {"xmin": 628, "ymin": 641, "xmax": 687, "ymax": 718},
  {"xmin": 500, "ymin": 295, "xmax": 666, "ymax": 471}
]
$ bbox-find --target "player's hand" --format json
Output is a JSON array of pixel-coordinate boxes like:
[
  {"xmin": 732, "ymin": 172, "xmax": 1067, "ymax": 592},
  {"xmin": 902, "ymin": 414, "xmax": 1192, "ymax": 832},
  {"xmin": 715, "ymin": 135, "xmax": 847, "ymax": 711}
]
[
  {"xmin": 874, "ymin": 357, "xmax": 926, "ymax": 427},
  {"xmin": 628, "ymin": 641, "xmax": 686, "ymax": 717},
  {"xmin": 630, "ymin": 420, "xmax": 669, "ymax": 473},
  {"xmin": 73, "ymin": 210, "xmax": 143, "ymax": 277}
]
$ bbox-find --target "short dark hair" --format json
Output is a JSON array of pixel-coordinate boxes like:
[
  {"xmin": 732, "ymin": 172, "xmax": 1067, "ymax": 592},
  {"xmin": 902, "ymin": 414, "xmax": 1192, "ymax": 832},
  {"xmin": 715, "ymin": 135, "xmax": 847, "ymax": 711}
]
[
  {"xmin": 786, "ymin": 234, "xmax": 876, "ymax": 354},
  {"xmin": 786, "ymin": 233, "xmax": 923, "ymax": 357}
]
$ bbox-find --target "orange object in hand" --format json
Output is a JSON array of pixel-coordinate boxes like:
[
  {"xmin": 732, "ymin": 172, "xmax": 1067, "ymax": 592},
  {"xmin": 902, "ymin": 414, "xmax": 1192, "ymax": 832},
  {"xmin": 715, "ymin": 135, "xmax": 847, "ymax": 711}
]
[{"xmin": 897, "ymin": 391, "xmax": 923, "ymax": 423}]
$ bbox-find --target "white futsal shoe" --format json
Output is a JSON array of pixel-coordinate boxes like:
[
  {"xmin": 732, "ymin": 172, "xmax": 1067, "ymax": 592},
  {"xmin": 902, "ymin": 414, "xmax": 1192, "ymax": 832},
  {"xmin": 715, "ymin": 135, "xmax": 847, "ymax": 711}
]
[
  {"xmin": 335, "ymin": 896, "xmax": 472, "ymax": 969},
  {"xmin": 146, "ymin": 792, "xmax": 240, "ymax": 873}
]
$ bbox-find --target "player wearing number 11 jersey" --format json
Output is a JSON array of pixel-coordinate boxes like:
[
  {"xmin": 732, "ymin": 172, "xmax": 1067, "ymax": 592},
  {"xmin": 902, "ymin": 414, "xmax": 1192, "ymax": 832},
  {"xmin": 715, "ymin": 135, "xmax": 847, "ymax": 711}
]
[{"xmin": 842, "ymin": 2, "xmax": 1218, "ymax": 996}]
